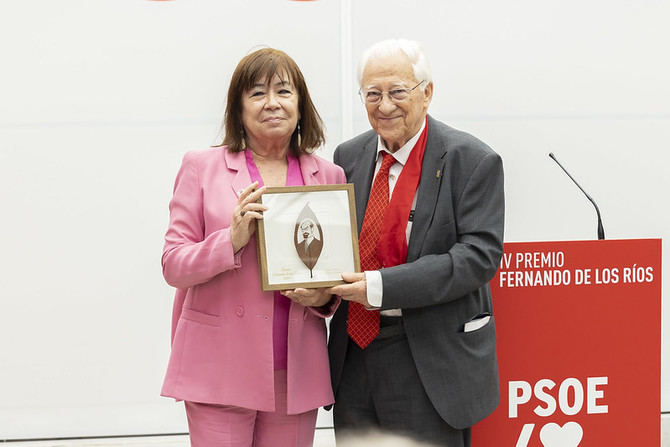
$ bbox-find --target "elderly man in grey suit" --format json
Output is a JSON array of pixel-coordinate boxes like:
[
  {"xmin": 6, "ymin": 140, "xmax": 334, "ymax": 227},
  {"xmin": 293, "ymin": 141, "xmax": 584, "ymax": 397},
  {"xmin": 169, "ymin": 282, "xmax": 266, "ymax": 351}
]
[{"xmin": 327, "ymin": 39, "xmax": 505, "ymax": 446}]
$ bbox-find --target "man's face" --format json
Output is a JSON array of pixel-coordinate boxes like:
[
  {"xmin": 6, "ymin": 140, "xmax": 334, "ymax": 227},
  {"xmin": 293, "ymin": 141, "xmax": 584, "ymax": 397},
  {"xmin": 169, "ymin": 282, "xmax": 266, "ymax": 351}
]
[
  {"xmin": 360, "ymin": 52, "xmax": 433, "ymax": 152},
  {"xmin": 301, "ymin": 222, "xmax": 314, "ymax": 239}
]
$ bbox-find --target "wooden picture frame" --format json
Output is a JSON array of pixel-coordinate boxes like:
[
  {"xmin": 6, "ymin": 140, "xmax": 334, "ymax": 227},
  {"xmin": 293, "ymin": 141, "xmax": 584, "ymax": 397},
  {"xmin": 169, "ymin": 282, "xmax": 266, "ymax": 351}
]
[{"xmin": 256, "ymin": 184, "xmax": 360, "ymax": 291}]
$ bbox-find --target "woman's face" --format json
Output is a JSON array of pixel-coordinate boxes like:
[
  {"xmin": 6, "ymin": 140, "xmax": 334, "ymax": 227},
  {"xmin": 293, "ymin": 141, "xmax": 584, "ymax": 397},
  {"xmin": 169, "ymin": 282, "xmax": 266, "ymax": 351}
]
[{"xmin": 241, "ymin": 73, "xmax": 300, "ymax": 150}]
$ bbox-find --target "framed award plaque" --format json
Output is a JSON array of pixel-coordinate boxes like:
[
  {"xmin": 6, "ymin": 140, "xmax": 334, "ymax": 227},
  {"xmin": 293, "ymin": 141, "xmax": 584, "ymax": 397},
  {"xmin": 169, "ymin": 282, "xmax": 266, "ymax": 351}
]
[{"xmin": 256, "ymin": 184, "xmax": 360, "ymax": 291}]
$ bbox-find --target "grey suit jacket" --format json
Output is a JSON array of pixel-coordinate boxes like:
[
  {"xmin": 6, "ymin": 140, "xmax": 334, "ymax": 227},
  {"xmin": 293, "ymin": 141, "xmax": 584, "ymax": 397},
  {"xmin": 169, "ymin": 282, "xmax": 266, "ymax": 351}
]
[{"xmin": 328, "ymin": 115, "xmax": 505, "ymax": 429}]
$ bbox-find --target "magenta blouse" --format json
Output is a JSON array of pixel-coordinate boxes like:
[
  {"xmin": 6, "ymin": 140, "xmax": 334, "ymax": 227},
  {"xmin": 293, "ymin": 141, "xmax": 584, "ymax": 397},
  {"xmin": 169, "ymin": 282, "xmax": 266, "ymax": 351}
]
[{"xmin": 244, "ymin": 149, "xmax": 304, "ymax": 371}]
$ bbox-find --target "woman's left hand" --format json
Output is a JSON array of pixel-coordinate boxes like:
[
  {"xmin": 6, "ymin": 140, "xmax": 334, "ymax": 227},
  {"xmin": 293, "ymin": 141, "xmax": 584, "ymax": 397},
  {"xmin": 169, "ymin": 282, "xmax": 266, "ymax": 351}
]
[{"xmin": 281, "ymin": 287, "xmax": 332, "ymax": 308}]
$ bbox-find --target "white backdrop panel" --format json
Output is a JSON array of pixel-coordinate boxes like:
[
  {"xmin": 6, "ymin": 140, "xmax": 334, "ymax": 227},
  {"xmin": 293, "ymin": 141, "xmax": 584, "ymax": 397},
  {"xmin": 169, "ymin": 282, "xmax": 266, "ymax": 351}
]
[
  {"xmin": 0, "ymin": 0, "xmax": 341, "ymax": 439},
  {"xmin": 352, "ymin": 0, "xmax": 670, "ymax": 410}
]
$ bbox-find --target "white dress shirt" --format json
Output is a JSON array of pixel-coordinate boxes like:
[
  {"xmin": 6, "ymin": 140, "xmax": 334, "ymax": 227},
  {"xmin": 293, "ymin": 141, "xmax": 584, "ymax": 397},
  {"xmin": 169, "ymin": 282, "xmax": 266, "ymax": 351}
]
[{"xmin": 365, "ymin": 120, "xmax": 425, "ymax": 315}]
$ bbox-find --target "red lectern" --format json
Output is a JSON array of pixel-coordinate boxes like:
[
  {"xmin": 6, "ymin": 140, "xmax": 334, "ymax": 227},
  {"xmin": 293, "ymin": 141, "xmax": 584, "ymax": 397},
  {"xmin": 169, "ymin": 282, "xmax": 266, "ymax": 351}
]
[{"xmin": 473, "ymin": 239, "xmax": 661, "ymax": 446}]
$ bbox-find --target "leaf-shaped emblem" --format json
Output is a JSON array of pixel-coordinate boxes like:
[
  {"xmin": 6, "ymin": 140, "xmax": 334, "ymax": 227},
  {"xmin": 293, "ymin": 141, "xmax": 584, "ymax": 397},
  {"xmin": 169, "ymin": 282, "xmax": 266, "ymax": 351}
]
[{"xmin": 293, "ymin": 202, "xmax": 323, "ymax": 278}]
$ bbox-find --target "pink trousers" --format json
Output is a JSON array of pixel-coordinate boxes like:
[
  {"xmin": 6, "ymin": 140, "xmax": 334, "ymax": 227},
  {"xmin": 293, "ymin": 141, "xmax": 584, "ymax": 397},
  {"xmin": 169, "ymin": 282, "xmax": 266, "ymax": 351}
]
[{"xmin": 184, "ymin": 370, "xmax": 318, "ymax": 447}]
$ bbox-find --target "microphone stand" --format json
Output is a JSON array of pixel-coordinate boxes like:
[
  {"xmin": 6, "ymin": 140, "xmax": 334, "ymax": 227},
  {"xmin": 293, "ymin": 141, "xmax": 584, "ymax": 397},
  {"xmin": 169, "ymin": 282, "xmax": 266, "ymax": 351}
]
[{"xmin": 549, "ymin": 153, "xmax": 605, "ymax": 240}]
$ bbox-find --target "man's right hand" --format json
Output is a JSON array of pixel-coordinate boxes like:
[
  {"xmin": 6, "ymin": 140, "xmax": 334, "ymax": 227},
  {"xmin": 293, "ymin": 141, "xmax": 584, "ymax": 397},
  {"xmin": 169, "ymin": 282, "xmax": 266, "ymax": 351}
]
[{"xmin": 328, "ymin": 272, "xmax": 371, "ymax": 307}]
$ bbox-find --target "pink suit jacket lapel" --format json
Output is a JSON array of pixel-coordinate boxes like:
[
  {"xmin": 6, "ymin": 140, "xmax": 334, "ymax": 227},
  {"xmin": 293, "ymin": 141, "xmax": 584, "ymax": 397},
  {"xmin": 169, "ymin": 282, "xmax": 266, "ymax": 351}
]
[
  {"xmin": 224, "ymin": 149, "xmax": 254, "ymax": 196},
  {"xmin": 225, "ymin": 149, "xmax": 320, "ymax": 189},
  {"xmin": 299, "ymin": 154, "xmax": 320, "ymax": 186}
]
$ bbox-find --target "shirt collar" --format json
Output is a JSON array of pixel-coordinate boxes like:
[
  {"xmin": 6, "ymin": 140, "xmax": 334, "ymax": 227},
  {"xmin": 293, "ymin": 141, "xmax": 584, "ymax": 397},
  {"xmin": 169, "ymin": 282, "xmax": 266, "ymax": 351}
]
[{"xmin": 376, "ymin": 118, "xmax": 427, "ymax": 165}]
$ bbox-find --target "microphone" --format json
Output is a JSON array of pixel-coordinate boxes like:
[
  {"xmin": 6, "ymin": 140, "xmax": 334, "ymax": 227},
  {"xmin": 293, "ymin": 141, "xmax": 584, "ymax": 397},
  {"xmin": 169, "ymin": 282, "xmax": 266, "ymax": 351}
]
[{"xmin": 548, "ymin": 152, "xmax": 605, "ymax": 240}]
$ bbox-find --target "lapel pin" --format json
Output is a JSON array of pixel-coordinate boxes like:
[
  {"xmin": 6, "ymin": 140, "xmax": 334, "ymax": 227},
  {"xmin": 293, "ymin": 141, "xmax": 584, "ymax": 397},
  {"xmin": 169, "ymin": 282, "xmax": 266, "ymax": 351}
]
[{"xmin": 436, "ymin": 169, "xmax": 441, "ymax": 179}]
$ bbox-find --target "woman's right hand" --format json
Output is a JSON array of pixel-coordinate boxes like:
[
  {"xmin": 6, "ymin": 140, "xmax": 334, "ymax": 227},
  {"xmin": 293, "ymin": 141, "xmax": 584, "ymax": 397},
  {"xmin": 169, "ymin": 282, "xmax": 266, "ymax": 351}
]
[{"xmin": 231, "ymin": 182, "xmax": 267, "ymax": 253}]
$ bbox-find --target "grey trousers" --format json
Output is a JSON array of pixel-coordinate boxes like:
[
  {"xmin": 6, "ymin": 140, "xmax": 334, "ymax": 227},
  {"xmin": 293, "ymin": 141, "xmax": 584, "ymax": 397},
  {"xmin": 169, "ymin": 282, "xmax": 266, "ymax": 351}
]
[{"xmin": 333, "ymin": 320, "xmax": 471, "ymax": 447}]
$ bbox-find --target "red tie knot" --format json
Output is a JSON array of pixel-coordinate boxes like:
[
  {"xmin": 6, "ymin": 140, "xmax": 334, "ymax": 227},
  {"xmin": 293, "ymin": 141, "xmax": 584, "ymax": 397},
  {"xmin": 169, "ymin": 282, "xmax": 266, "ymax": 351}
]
[{"xmin": 380, "ymin": 152, "xmax": 396, "ymax": 173}]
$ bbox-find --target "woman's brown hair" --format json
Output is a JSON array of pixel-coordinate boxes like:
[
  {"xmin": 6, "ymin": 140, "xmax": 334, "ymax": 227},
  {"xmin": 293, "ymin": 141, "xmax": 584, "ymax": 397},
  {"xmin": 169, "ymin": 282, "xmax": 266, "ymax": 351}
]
[{"xmin": 221, "ymin": 48, "xmax": 325, "ymax": 156}]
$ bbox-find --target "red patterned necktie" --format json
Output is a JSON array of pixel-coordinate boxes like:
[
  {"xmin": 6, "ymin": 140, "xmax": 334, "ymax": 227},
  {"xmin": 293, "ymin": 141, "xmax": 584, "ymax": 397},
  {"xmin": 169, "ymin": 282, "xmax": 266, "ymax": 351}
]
[{"xmin": 347, "ymin": 152, "xmax": 396, "ymax": 349}]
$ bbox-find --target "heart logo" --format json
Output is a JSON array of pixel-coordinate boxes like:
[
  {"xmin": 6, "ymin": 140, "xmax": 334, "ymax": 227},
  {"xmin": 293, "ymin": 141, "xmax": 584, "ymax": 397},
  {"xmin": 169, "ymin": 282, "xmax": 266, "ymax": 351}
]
[{"xmin": 539, "ymin": 422, "xmax": 583, "ymax": 447}]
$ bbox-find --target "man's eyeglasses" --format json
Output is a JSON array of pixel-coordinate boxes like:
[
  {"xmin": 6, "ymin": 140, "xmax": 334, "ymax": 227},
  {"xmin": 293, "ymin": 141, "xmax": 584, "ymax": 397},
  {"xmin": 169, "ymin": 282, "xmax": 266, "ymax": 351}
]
[{"xmin": 359, "ymin": 80, "xmax": 425, "ymax": 105}]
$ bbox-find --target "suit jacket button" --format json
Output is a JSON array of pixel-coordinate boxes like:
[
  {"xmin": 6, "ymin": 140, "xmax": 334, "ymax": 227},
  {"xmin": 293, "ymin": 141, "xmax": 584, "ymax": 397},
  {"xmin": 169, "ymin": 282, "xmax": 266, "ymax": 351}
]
[{"xmin": 236, "ymin": 306, "xmax": 244, "ymax": 317}]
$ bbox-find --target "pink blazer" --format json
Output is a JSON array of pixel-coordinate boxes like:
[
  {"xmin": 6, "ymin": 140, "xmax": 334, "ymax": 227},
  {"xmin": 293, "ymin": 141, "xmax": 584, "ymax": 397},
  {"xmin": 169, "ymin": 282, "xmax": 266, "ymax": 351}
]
[{"xmin": 161, "ymin": 147, "xmax": 346, "ymax": 414}]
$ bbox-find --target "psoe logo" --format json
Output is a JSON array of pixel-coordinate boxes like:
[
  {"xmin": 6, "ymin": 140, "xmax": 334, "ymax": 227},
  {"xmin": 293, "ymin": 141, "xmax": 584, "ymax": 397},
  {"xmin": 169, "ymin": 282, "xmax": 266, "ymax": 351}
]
[{"xmin": 509, "ymin": 376, "xmax": 608, "ymax": 446}]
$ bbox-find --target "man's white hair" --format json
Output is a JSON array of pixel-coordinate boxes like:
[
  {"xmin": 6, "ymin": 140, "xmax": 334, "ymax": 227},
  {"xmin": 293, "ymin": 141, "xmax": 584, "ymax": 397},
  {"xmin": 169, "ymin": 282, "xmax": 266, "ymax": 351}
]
[{"xmin": 357, "ymin": 39, "xmax": 433, "ymax": 91}]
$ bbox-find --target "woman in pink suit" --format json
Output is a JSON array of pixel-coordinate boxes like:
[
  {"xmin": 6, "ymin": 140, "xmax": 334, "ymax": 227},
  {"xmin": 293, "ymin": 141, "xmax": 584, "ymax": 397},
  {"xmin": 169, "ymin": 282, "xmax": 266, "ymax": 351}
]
[{"xmin": 161, "ymin": 48, "xmax": 345, "ymax": 447}]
